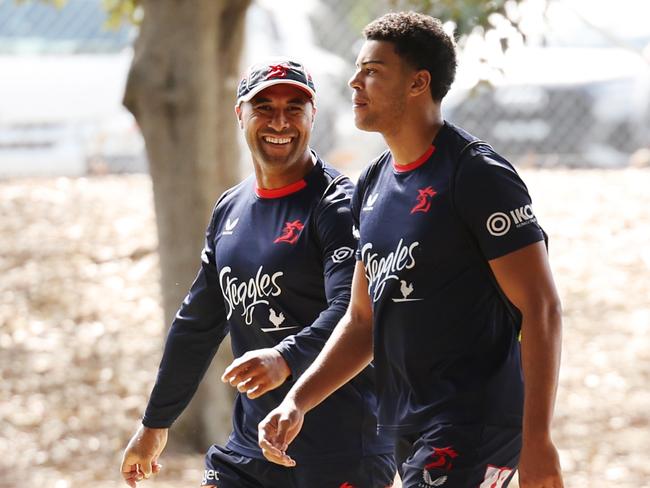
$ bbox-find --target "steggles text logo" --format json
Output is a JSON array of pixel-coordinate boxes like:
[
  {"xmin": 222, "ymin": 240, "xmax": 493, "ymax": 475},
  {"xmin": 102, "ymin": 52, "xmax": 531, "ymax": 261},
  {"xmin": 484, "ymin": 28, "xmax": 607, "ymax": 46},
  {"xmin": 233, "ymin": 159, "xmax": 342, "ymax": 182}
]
[
  {"xmin": 362, "ymin": 239, "xmax": 419, "ymax": 302},
  {"xmin": 219, "ymin": 266, "xmax": 283, "ymax": 324}
]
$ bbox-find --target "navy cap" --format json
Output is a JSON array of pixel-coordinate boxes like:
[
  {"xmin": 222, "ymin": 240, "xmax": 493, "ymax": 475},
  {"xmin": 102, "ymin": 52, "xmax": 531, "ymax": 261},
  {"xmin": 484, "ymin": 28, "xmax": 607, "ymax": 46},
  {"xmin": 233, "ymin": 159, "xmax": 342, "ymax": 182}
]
[{"xmin": 236, "ymin": 58, "xmax": 316, "ymax": 105}]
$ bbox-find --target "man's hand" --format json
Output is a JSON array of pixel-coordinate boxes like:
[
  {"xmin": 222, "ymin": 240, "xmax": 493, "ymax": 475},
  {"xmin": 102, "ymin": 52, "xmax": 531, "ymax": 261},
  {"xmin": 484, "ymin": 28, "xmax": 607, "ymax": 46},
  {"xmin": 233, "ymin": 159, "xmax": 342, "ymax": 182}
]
[
  {"xmin": 221, "ymin": 348, "xmax": 291, "ymax": 399},
  {"xmin": 120, "ymin": 425, "xmax": 167, "ymax": 487},
  {"xmin": 517, "ymin": 436, "xmax": 564, "ymax": 488},
  {"xmin": 258, "ymin": 399, "xmax": 304, "ymax": 467}
]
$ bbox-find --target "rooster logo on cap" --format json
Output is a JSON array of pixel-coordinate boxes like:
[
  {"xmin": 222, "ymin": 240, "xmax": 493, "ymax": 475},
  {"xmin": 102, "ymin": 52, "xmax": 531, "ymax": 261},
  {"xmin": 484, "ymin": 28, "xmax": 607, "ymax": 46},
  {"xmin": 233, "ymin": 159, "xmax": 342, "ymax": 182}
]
[{"xmin": 266, "ymin": 63, "xmax": 290, "ymax": 79}]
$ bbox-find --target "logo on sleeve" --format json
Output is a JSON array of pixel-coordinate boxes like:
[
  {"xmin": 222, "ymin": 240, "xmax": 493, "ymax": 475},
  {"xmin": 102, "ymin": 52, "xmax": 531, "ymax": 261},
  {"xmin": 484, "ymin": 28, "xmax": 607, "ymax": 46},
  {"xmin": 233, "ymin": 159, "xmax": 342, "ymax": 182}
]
[
  {"xmin": 331, "ymin": 246, "xmax": 355, "ymax": 263},
  {"xmin": 411, "ymin": 186, "xmax": 437, "ymax": 214},
  {"xmin": 274, "ymin": 220, "xmax": 304, "ymax": 244},
  {"xmin": 362, "ymin": 192, "xmax": 379, "ymax": 211},
  {"xmin": 222, "ymin": 217, "xmax": 239, "ymax": 236},
  {"xmin": 486, "ymin": 204, "xmax": 537, "ymax": 236},
  {"xmin": 479, "ymin": 465, "xmax": 513, "ymax": 488}
]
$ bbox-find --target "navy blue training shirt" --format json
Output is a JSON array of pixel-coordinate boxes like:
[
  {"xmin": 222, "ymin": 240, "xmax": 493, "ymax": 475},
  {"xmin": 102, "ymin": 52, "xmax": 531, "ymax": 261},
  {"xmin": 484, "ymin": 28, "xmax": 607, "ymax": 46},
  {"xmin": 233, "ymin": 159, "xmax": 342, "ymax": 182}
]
[
  {"xmin": 351, "ymin": 122, "xmax": 546, "ymax": 436},
  {"xmin": 143, "ymin": 156, "xmax": 392, "ymax": 463}
]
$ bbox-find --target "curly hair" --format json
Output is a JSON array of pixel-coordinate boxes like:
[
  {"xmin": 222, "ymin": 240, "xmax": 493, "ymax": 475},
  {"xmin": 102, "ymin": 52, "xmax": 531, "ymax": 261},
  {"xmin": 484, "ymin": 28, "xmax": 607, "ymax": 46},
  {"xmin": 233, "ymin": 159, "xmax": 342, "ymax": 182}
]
[{"xmin": 363, "ymin": 11, "xmax": 457, "ymax": 101}]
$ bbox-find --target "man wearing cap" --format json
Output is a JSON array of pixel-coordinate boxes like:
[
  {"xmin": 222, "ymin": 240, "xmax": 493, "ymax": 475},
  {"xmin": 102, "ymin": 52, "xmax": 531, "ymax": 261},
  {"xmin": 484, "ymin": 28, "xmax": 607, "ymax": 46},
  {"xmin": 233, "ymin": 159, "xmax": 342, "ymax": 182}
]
[{"xmin": 120, "ymin": 58, "xmax": 396, "ymax": 488}]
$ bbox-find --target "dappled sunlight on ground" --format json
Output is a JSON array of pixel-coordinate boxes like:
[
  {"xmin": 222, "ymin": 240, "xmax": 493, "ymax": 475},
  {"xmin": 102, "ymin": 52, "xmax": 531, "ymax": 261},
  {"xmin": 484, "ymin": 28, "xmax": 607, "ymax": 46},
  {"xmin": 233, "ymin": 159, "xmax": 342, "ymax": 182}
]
[{"xmin": 1, "ymin": 170, "xmax": 648, "ymax": 487}]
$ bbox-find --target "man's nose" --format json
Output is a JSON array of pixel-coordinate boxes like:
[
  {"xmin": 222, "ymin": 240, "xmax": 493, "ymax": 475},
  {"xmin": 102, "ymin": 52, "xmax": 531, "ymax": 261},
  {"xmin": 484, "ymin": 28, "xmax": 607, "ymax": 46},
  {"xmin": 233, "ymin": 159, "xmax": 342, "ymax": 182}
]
[
  {"xmin": 268, "ymin": 109, "xmax": 289, "ymax": 131},
  {"xmin": 348, "ymin": 70, "xmax": 361, "ymax": 90}
]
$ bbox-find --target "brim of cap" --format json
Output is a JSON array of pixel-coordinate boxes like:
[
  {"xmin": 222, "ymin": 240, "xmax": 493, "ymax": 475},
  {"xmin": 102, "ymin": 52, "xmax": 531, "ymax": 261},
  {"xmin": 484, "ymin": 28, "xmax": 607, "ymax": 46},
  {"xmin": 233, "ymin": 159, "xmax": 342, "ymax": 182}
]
[{"xmin": 237, "ymin": 79, "xmax": 315, "ymax": 105}]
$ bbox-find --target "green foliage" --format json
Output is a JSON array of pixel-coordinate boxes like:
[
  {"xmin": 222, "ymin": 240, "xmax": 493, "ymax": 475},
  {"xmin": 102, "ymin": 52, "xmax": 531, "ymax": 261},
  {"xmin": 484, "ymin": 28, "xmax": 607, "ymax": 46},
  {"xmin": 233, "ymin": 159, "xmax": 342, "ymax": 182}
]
[
  {"xmin": 102, "ymin": 0, "xmax": 141, "ymax": 27},
  {"xmin": 15, "ymin": 0, "xmax": 67, "ymax": 7},
  {"xmin": 391, "ymin": 0, "xmax": 520, "ymax": 37},
  {"xmin": 14, "ymin": 0, "xmax": 142, "ymax": 27},
  {"xmin": 389, "ymin": 0, "xmax": 525, "ymax": 40}
]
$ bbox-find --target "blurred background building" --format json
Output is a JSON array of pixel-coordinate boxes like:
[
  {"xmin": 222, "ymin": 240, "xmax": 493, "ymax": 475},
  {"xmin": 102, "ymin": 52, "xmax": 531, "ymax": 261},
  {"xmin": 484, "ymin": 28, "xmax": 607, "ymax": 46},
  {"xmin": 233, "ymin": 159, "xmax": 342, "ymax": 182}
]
[{"xmin": 1, "ymin": 0, "xmax": 649, "ymax": 178}]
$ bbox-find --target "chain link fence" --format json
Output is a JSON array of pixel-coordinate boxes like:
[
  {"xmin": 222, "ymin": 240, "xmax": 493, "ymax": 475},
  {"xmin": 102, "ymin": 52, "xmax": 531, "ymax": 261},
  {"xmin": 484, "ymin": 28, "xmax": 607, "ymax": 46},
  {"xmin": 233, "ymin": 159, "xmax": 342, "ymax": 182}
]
[
  {"xmin": 1, "ymin": 0, "xmax": 649, "ymax": 176},
  {"xmin": 307, "ymin": 0, "xmax": 650, "ymax": 168}
]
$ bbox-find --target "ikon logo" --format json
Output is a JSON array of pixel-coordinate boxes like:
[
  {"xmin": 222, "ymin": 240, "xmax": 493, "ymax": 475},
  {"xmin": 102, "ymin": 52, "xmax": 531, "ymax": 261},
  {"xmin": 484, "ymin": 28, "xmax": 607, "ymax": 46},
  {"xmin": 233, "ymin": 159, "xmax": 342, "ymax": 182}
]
[
  {"xmin": 486, "ymin": 204, "xmax": 536, "ymax": 236},
  {"xmin": 510, "ymin": 204, "xmax": 536, "ymax": 225}
]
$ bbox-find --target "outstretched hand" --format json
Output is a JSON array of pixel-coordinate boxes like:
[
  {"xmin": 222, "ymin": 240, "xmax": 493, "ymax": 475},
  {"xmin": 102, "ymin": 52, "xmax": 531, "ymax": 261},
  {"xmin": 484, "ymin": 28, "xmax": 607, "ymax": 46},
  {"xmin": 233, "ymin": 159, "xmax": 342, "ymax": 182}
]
[
  {"xmin": 221, "ymin": 348, "xmax": 291, "ymax": 399},
  {"xmin": 120, "ymin": 425, "xmax": 167, "ymax": 487},
  {"xmin": 257, "ymin": 399, "xmax": 305, "ymax": 467}
]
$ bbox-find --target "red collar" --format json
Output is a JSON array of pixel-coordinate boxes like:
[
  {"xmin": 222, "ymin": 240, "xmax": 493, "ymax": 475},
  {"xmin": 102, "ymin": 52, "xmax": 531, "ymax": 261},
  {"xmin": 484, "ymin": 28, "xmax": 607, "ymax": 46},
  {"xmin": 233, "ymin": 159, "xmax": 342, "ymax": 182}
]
[
  {"xmin": 255, "ymin": 179, "xmax": 307, "ymax": 199},
  {"xmin": 393, "ymin": 145, "xmax": 435, "ymax": 173}
]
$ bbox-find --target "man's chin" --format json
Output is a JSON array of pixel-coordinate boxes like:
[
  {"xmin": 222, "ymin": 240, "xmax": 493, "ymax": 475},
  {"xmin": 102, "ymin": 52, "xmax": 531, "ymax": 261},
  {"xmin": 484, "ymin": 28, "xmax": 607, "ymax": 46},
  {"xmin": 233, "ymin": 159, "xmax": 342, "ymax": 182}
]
[
  {"xmin": 353, "ymin": 117, "xmax": 380, "ymax": 133},
  {"xmin": 260, "ymin": 152, "xmax": 295, "ymax": 166}
]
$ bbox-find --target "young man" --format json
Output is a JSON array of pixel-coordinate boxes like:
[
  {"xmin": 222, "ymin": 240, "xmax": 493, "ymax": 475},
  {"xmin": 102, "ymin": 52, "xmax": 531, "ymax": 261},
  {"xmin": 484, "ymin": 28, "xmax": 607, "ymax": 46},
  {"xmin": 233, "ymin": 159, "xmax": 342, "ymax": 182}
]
[
  {"xmin": 120, "ymin": 58, "xmax": 395, "ymax": 488},
  {"xmin": 259, "ymin": 13, "xmax": 564, "ymax": 488}
]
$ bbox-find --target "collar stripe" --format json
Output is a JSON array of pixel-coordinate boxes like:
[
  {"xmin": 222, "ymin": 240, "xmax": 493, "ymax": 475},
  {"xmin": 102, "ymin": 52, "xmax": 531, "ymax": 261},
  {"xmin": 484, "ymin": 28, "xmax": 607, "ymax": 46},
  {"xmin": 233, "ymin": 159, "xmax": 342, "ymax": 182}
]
[
  {"xmin": 393, "ymin": 145, "xmax": 436, "ymax": 173},
  {"xmin": 255, "ymin": 179, "xmax": 307, "ymax": 199}
]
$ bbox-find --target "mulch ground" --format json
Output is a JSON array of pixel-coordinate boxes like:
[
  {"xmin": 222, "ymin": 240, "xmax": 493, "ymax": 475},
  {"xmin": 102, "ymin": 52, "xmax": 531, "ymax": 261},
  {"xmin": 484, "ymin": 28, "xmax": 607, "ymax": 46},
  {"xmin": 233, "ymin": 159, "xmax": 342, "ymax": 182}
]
[{"xmin": 1, "ymin": 170, "xmax": 648, "ymax": 488}]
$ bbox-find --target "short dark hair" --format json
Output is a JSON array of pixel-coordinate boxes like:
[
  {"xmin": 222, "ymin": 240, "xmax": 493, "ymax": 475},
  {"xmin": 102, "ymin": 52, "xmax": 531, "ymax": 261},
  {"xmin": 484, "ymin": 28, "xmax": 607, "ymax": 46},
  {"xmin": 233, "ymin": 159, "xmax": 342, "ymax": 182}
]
[{"xmin": 363, "ymin": 11, "xmax": 457, "ymax": 101}]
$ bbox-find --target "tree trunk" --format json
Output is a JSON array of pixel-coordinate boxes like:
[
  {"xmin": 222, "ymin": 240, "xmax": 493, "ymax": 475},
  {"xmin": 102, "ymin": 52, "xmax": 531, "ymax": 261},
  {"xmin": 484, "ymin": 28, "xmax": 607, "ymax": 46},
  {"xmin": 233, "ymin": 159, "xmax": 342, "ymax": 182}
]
[{"xmin": 123, "ymin": 0, "xmax": 250, "ymax": 450}]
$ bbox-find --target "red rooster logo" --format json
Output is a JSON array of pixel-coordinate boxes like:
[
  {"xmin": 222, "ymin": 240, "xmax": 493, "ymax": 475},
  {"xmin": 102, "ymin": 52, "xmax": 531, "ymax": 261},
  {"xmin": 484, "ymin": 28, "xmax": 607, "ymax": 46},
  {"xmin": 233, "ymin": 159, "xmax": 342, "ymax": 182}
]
[
  {"xmin": 425, "ymin": 446, "xmax": 458, "ymax": 471},
  {"xmin": 410, "ymin": 186, "xmax": 437, "ymax": 214},
  {"xmin": 266, "ymin": 63, "xmax": 289, "ymax": 79},
  {"xmin": 274, "ymin": 220, "xmax": 304, "ymax": 244}
]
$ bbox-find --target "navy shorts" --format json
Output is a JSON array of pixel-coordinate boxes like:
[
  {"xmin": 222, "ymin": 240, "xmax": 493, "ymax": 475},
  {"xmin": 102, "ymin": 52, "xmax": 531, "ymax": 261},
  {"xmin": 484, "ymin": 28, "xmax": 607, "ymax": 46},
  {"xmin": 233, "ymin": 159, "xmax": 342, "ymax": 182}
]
[
  {"xmin": 395, "ymin": 423, "xmax": 521, "ymax": 488},
  {"xmin": 202, "ymin": 444, "xmax": 396, "ymax": 488}
]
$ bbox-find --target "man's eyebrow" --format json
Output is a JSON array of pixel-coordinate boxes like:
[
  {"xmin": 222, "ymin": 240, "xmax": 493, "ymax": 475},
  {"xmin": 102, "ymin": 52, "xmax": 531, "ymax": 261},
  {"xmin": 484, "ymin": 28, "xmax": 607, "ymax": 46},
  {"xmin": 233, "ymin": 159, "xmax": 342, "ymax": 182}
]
[
  {"xmin": 288, "ymin": 97, "xmax": 309, "ymax": 104},
  {"xmin": 356, "ymin": 60, "xmax": 385, "ymax": 67},
  {"xmin": 251, "ymin": 96, "xmax": 309, "ymax": 104}
]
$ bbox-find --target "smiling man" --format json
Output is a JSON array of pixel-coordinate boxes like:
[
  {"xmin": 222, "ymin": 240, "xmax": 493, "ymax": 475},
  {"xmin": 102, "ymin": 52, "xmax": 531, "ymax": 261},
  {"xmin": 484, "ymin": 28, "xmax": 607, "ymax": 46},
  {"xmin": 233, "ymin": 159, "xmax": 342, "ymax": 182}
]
[
  {"xmin": 120, "ymin": 59, "xmax": 395, "ymax": 488},
  {"xmin": 259, "ymin": 13, "xmax": 564, "ymax": 488}
]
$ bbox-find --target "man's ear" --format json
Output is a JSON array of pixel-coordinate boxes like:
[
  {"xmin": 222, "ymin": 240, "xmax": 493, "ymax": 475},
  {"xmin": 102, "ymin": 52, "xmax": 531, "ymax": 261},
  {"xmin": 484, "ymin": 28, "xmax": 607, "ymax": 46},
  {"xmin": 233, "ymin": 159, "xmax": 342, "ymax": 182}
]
[
  {"xmin": 310, "ymin": 103, "xmax": 317, "ymax": 127},
  {"xmin": 235, "ymin": 104, "xmax": 243, "ymax": 129},
  {"xmin": 410, "ymin": 69, "xmax": 431, "ymax": 98}
]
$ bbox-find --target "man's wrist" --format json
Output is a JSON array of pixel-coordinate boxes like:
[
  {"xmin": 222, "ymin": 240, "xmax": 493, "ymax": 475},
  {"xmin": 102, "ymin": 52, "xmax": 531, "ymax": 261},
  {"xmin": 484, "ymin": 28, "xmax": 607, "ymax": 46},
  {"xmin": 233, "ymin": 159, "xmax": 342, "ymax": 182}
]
[
  {"xmin": 272, "ymin": 348, "xmax": 293, "ymax": 380},
  {"xmin": 522, "ymin": 424, "xmax": 553, "ymax": 445},
  {"xmin": 140, "ymin": 423, "xmax": 169, "ymax": 434}
]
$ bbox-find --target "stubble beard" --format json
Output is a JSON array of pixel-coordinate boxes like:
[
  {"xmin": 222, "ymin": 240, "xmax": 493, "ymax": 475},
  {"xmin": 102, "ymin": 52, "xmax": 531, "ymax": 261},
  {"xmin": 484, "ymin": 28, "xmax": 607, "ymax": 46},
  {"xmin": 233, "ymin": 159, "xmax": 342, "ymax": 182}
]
[{"xmin": 355, "ymin": 98, "xmax": 406, "ymax": 135}]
